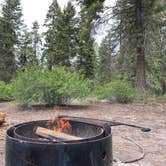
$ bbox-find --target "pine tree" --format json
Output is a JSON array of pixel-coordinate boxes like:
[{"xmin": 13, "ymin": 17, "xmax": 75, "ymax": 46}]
[
  {"xmin": 30, "ymin": 21, "xmax": 41, "ymax": 65},
  {"xmin": 145, "ymin": 0, "xmax": 166, "ymax": 94},
  {"xmin": 17, "ymin": 29, "xmax": 33, "ymax": 68},
  {"xmin": 76, "ymin": 0, "xmax": 103, "ymax": 79},
  {"xmin": 97, "ymin": 31, "xmax": 115, "ymax": 83},
  {"xmin": 43, "ymin": 0, "xmax": 61, "ymax": 70},
  {"xmin": 0, "ymin": 0, "xmax": 23, "ymax": 82},
  {"xmin": 44, "ymin": 0, "xmax": 77, "ymax": 70},
  {"xmin": 56, "ymin": 2, "xmax": 77, "ymax": 68},
  {"xmin": 76, "ymin": 17, "xmax": 96, "ymax": 79},
  {"xmin": 17, "ymin": 21, "xmax": 42, "ymax": 68}
]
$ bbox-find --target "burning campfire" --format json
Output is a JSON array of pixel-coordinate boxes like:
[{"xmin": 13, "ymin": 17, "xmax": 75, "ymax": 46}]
[
  {"xmin": 46, "ymin": 106, "xmax": 72, "ymax": 133},
  {"xmin": 34, "ymin": 107, "xmax": 83, "ymax": 142}
]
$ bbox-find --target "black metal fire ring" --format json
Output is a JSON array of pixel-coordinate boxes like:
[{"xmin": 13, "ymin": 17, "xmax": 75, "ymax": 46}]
[{"xmin": 6, "ymin": 124, "xmax": 113, "ymax": 166}]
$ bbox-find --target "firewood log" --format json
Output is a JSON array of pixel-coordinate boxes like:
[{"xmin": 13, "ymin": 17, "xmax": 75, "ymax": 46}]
[
  {"xmin": 0, "ymin": 113, "xmax": 6, "ymax": 126},
  {"xmin": 35, "ymin": 126, "xmax": 83, "ymax": 142}
]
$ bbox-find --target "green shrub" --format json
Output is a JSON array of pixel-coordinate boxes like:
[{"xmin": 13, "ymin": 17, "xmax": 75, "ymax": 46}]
[
  {"xmin": 12, "ymin": 66, "xmax": 90, "ymax": 107},
  {"xmin": 0, "ymin": 81, "xmax": 13, "ymax": 100},
  {"xmin": 93, "ymin": 80, "xmax": 136, "ymax": 103},
  {"xmin": 161, "ymin": 93, "xmax": 166, "ymax": 99}
]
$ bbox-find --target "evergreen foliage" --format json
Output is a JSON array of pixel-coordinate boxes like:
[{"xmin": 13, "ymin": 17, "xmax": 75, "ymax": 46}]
[
  {"xmin": 30, "ymin": 21, "xmax": 41, "ymax": 65},
  {"xmin": 97, "ymin": 30, "xmax": 116, "ymax": 83},
  {"xmin": 17, "ymin": 21, "xmax": 41, "ymax": 68},
  {"xmin": 76, "ymin": 18, "xmax": 96, "ymax": 78},
  {"xmin": 12, "ymin": 66, "xmax": 90, "ymax": 107},
  {"xmin": 99, "ymin": 0, "xmax": 165, "ymax": 93},
  {"xmin": 76, "ymin": 0, "xmax": 103, "ymax": 79},
  {"xmin": 0, "ymin": 0, "xmax": 165, "ymax": 104},
  {"xmin": 0, "ymin": 0, "xmax": 23, "ymax": 82},
  {"xmin": 44, "ymin": 0, "xmax": 77, "ymax": 70},
  {"xmin": 17, "ymin": 28, "xmax": 33, "ymax": 68},
  {"xmin": 93, "ymin": 80, "xmax": 136, "ymax": 103},
  {"xmin": 0, "ymin": 81, "xmax": 13, "ymax": 100}
]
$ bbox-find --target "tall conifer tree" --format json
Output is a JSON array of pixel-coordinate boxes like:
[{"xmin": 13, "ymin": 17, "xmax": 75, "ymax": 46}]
[
  {"xmin": 76, "ymin": 0, "xmax": 103, "ymax": 79},
  {"xmin": 44, "ymin": 0, "xmax": 77, "ymax": 70},
  {"xmin": 0, "ymin": 0, "xmax": 23, "ymax": 82},
  {"xmin": 30, "ymin": 21, "xmax": 41, "ymax": 65},
  {"xmin": 17, "ymin": 21, "xmax": 41, "ymax": 68}
]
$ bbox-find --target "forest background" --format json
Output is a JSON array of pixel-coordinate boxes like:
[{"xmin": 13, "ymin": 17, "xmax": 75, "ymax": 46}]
[{"xmin": 0, "ymin": 0, "xmax": 165, "ymax": 107}]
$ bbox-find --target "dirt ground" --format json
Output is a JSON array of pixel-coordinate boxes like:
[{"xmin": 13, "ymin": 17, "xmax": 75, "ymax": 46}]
[{"xmin": 0, "ymin": 100, "xmax": 166, "ymax": 166}]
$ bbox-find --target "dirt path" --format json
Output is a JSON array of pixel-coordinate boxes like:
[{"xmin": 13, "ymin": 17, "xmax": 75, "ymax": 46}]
[{"xmin": 0, "ymin": 100, "xmax": 166, "ymax": 166}]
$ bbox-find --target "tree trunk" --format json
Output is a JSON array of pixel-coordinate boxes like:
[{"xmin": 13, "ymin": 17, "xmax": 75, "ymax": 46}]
[{"xmin": 135, "ymin": 0, "xmax": 146, "ymax": 92}]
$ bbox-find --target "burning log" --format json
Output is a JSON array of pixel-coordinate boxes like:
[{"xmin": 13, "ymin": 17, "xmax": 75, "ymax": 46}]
[
  {"xmin": 0, "ymin": 113, "xmax": 6, "ymax": 126},
  {"xmin": 35, "ymin": 127, "xmax": 83, "ymax": 142}
]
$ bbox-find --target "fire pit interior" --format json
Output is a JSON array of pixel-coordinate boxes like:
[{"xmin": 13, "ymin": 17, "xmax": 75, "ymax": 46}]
[{"xmin": 13, "ymin": 120, "xmax": 105, "ymax": 143}]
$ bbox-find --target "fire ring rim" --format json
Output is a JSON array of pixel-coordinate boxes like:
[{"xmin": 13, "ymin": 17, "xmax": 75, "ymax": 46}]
[{"xmin": 6, "ymin": 120, "xmax": 111, "ymax": 145}]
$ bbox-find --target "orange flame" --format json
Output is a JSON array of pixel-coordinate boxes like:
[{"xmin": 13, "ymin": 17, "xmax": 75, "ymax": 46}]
[
  {"xmin": 53, "ymin": 117, "xmax": 71, "ymax": 133},
  {"xmin": 47, "ymin": 106, "xmax": 71, "ymax": 133},
  {"xmin": 47, "ymin": 106, "xmax": 60, "ymax": 126}
]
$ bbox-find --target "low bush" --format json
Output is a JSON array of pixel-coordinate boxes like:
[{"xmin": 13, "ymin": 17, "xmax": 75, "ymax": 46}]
[
  {"xmin": 12, "ymin": 66, "xmax": 90, "ymax": 107},
  {"xmin": 93, "ymin": 80, "xmax": 136, "ymax": 103},
  {"xmin": 0, "ymin": 81, "xmax": 13, "ymax": 100}
]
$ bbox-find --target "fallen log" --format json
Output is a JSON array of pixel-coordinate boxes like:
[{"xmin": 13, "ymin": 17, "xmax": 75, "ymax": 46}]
[
  {"xmin": 35, "ymin": 127, "xmax": 83, "ymax": 142},
  {"xmin": 0, "ymin": 113, "xmax": 6, "ymax": 126}
]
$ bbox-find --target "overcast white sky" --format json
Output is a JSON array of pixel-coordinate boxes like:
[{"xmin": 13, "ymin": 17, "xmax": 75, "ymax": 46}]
[
  {"xmin": 22, "ymin": 0, "xmax": 70, "ymax": 29},
  {"xmin": 0, "ymin": 0, "xmax": 69, "ymax": 28}
]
